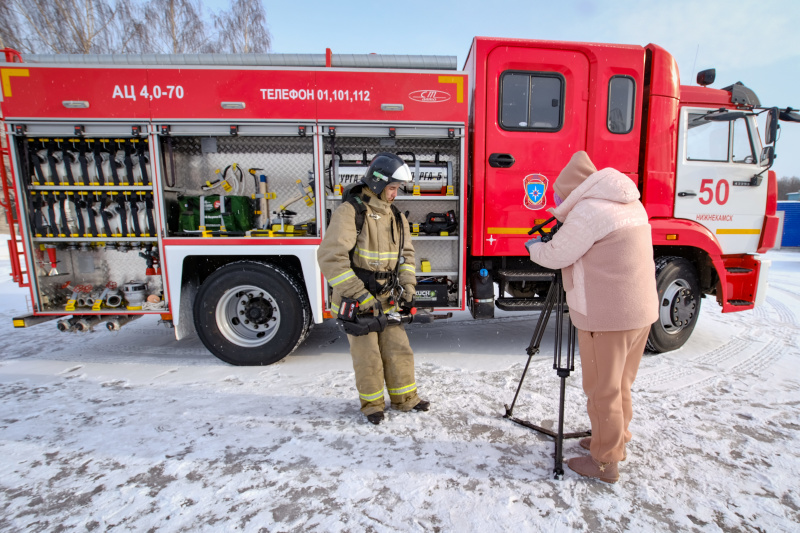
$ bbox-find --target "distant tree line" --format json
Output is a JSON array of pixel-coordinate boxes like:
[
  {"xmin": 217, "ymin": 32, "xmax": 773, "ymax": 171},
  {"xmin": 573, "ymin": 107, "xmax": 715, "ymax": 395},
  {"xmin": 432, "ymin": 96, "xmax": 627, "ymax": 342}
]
[
  {"xmin": 0, "ymin": 0, "xmax": 271, "ymax": 55},
  {"xmin": 778, "ymin": 176, "xmax": 800, "ymax": 200}
]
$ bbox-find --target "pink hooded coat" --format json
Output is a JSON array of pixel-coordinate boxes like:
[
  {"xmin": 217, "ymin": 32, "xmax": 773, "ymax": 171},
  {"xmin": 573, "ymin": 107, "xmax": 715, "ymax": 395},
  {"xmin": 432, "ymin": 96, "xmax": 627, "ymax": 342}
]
[{"xmin": 528, "ymin": 154, "xmax": 658, "ymax": 332}]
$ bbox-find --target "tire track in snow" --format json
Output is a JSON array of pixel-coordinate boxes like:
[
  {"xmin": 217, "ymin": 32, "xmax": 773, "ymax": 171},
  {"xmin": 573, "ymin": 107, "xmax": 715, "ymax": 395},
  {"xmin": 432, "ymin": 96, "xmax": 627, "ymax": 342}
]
[
  {"xmin": 754, "ymin": 302, "xmax": 771, "ymax": 320},
  {"xmin": 638, "ymin": 333, "xmax": 753, "ymax": 392},
  {"xmin": 637, "ymin": 295, "xmax": 786, "ymax": 393},
  {"xmin": 695, "ymin": 337, "xmax": 751, "ymax": 367},
  {"xmin": 674, "ymin": 291, "xmax": 799, "ymax": 397},
  {"xmin": 766, "ymin": 296, "xmax": 797, "ymax": 327},
  {"xmin": 730, "ymin": 336, "xmax": 787, "ymax": 377},
  {"xmin": 769, "ymin": 282, "xmax": 800, "ymax": 301},
  {"xmin": 727, "ymin": 293, "xmax": 798, "ymax": 377}
]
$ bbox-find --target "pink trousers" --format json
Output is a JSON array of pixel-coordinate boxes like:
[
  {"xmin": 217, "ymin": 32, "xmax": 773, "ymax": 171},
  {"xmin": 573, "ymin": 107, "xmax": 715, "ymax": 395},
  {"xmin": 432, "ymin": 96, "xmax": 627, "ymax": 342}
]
[{"xmin": 577, "ymin": 326, "xmax": 650, "ymax": 462}]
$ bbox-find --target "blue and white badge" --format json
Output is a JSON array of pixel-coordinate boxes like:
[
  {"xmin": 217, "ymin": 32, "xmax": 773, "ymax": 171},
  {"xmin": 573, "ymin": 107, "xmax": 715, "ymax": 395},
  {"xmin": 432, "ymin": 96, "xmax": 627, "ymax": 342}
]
[{"xmin": 523, "ymin": 174, "xmax": 548, "ymax": 210}]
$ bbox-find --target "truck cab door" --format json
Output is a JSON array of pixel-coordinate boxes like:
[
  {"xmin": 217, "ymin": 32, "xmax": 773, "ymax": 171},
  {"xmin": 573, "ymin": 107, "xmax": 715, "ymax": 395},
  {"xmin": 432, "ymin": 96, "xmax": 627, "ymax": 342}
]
[
  {"xmin": 674, "ymin": 108, "xmax": 766, "ymax": 254},
  {"xmin": 482, "ymin": 46, "xmax": 589, "ymax": 256}
]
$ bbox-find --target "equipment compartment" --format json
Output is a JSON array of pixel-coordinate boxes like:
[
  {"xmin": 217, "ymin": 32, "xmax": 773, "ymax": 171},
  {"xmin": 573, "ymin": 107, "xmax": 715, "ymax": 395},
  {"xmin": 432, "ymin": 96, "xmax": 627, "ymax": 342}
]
[
  {"xmin": 30, "ymin": 244, "xmax": 165, "ymax": 313},
  {"xmin": 12, "ymin": 133, "xmax": 166, "ymax": 314},
  {"xmin": 321, "ymin": 131, "xmax": 464, "ymax": 308},
  {"xmin": 158, "ymin": 134, "xmax": 317, "ymax": 238}
]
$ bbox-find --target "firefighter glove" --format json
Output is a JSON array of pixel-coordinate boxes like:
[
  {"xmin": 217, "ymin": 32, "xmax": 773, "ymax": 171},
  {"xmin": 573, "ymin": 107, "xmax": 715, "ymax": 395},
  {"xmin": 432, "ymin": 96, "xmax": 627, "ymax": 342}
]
[
  {"xmin": 357, "ymin": 291, "xmax": 376, "ymax": 312},
  {"xmin": 400, "ymin": 284, "xmax": 416, "ymax": 311}
]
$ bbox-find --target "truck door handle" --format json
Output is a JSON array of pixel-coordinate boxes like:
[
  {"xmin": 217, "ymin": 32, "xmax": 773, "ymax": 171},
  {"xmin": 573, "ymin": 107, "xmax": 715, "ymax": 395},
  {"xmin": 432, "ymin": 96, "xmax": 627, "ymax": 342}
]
[
  {"xmin": 489, "ymin": 153, "xmax": 515, "ymax": 168},
  {"xmin": 678, "ymin": 191, "xmax": 697, "ymax": 197}
]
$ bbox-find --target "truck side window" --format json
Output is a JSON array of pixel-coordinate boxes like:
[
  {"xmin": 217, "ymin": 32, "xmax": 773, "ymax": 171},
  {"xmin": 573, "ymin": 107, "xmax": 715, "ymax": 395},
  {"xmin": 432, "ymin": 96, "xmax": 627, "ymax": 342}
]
[
  {"xmin": 731, "ymin": 117, "xmax": 756, "ymax": 164},
  {"xmin": 500, "ymin": 71, "xmax": 563, "ymax": 131},
  {"xmin": 687, "ymin": 113, "xmax": 728, "ymax": 162},
  {"xmin": 607, "ymin": 76, "xmax": 635, "ymax": 134}
]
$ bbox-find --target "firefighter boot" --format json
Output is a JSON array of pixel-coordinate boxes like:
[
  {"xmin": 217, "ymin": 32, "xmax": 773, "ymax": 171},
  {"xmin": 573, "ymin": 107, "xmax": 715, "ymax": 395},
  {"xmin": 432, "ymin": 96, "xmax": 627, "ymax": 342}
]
[
  {"xmin": 367, "ymin": 411, "xmax": 384, "ymax": 425},
  {"xmin": 413, "ymin": 400, "xmax": 430, "ymax": 411},
  {"xmin": 567, "ymin": 456, "xmax": 620, "ymax": 484}
]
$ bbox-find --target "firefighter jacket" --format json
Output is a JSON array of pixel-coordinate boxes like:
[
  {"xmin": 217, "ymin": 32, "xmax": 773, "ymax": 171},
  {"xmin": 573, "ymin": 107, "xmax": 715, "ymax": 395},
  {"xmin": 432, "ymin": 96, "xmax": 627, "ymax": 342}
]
[{"xmin": 318, "ymin": 187, "xmax": 416, "ymax": 315}]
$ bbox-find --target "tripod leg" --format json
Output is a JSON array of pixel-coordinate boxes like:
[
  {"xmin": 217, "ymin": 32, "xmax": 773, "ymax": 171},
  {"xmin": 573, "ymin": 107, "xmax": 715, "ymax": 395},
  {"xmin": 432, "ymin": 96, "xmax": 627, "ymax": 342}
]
[
  {"xmin": 504, "ymin": 353, "xmax": 535, "ymax": 417},
  {"xmin": 527, "ymin": 280, "xmax": 558, "ymax": 357},
  {"xmin": 505, "ymin": 283, "xmax": 558, "ymax": 417},
  {"xmin": 553, "ymin": 375, "xmax": 567, "ymax": 479}
]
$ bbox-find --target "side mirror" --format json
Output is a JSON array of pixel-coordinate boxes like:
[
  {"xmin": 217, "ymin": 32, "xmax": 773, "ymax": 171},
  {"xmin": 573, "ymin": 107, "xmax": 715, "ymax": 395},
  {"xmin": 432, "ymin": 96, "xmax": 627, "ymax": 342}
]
[
  {"xmin": 760, "ymin": 145, "xmax": 774, "ymax": 167},
  {"xmin": 765, "ymin": 107, "xmax": 779, "ymax": 145},
  {"xmin": 696, "ymin": 68, "xmax": 716, "ymax": 87}
]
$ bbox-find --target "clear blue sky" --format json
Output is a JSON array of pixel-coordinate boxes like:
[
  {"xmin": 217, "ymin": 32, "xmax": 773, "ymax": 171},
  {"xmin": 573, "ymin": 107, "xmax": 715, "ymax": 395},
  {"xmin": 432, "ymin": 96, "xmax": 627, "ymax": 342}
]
[{"xmin": 204, "ymin": 0, "xmax": 800, "ymax": 178}]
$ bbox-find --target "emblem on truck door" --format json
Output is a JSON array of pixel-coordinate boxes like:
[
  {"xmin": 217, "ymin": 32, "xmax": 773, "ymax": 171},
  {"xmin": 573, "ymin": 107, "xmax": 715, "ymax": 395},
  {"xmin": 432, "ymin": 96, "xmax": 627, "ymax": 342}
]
[{"xmin": 523, "ymin": 174, "xmax": 548, "ymax": 210}]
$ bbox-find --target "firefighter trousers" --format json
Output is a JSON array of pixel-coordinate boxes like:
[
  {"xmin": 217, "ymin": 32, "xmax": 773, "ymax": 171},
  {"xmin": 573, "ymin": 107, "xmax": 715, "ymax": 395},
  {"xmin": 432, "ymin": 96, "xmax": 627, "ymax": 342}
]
[
  {"xmin": 577, "ymin": 326, "xmax": 650, "ymax": 463},
  {"xmin": 347, "ymin": 323, "xmax": 420, "ymax": 415}
]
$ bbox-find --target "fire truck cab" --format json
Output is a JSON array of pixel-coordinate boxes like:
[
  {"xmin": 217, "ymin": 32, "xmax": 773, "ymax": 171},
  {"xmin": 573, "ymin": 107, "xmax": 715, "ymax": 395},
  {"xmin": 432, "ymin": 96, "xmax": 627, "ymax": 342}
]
[{"xmin": 463, "ymin": 37, "xmax": 785, "ymax": 353}]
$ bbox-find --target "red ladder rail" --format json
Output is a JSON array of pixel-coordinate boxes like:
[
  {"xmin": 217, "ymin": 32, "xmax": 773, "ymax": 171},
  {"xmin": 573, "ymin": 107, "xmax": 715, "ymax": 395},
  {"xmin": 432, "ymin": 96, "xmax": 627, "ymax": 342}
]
[
  {"xmin": 0, "ymin": 126, "xmax": 30, "ymax": 287},
  {"xmin": 0, "ymin": 48, "xmax": 29, "ymax": 287}
]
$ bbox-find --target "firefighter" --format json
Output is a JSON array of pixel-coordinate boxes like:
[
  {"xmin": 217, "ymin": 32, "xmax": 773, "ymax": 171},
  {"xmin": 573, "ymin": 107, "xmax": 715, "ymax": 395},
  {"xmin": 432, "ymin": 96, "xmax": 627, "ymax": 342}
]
[
  {"xmin": 317, "ymin": 153, "xmax": 430, "ymax": 425},
  {"xmin": 525, "ymin": 151, "xmax": 658, "ymax": 483}
]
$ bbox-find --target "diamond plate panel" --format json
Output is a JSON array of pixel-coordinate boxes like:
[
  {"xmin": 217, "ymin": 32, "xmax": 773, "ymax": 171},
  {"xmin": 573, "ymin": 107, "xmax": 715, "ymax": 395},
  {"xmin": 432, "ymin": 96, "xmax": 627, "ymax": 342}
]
[{"xmin": 412, "ymin": 239, "xmax": 458, "ymax": 272}]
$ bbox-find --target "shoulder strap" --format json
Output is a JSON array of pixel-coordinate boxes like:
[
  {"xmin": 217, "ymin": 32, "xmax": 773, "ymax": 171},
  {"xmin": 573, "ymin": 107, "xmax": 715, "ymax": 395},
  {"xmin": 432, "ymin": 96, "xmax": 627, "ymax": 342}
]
[
  {"xmin": 343, "ymin": 185, "xmax": 368, "ymax": 266},
  {"xmin": 392, "ymin": 205, "xmax": 404, "ymax": 275},
  {"xmin": 343, "ymin": 184, "xmax": 368, "ymax": 236},
  {"xmin": 390, "ymin": 204, "xmax": 401, "ymax": 222}
]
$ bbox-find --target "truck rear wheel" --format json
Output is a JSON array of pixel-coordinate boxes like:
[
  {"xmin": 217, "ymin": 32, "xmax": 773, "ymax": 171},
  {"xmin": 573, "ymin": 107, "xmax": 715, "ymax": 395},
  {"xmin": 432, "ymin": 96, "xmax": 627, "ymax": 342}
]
[
  {"xmin": 194, "ymin": 261, "xmax": 310, "ymax": 365},
  {"xmin": 647, "ymin": 257, "xmax": 701, "ymax": 353}
]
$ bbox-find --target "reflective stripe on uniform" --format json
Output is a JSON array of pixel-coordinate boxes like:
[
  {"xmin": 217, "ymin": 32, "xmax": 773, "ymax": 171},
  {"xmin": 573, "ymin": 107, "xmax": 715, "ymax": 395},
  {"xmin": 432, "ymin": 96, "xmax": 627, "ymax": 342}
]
[
  {"xmin": 358, "ymin": 293, "xmax": 374, "ymax": 306},
  {"xmin": 360, "ymin": 389, "xmax": 385, "ymax": 402},
  {"xmin": 330, "ymin": 269, "xmax": 356, "ymax": 286},
  {"xmin": 331, "ymin": 301, "xmax": 340, "ymax": 313},
  {"xmin": 388, "ymin": 382, "xmax": 416, "ymax": 396},
  {"xmin": 353, "ymin": 247, "xmax": 397, "ymax": 261},
  {"xmin": 399, "ymin": 264, "xmax": 415, "ymax": 274}
]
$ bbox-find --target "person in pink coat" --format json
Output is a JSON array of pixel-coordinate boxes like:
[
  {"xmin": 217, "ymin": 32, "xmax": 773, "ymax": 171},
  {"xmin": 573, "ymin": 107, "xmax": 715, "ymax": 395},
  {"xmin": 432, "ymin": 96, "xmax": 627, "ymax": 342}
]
[{"xmin": 526, "ymin": 151, "xmax": 658, "ymax": 483}]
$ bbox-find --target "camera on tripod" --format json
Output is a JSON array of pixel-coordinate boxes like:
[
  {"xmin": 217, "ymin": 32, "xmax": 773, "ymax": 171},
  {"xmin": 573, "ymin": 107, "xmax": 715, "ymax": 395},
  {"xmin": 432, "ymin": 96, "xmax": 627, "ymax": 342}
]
[{"xmin": 529, "ymin": 216, "xmax": 561, "ymax": 243}]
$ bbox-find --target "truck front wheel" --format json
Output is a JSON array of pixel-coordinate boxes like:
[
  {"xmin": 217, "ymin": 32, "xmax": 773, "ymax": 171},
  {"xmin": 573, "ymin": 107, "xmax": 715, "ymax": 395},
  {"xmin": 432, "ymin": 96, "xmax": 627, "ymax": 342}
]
[
  {"xmin": 647, "ymin": 257, "xmax": 701, "ymax": 353},
  {"xmin": 193, "ymin": 262, "xmax": 310, "ymax": 365}
]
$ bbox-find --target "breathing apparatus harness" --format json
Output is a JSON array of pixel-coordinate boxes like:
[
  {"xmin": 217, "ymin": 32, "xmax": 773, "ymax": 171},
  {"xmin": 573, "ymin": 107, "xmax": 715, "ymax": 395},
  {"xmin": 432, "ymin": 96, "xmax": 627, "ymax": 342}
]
[{"xmin": 343, "ymin": 184, "xmax": 405, "ymax": 299}]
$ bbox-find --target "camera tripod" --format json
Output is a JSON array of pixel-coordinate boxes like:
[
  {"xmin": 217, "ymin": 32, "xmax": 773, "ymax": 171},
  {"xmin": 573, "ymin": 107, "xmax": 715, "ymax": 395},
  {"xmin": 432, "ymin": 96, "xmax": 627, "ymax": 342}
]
[{"xmin": 503, "ymin": 270, "xmax": 590, "ymax": 479}]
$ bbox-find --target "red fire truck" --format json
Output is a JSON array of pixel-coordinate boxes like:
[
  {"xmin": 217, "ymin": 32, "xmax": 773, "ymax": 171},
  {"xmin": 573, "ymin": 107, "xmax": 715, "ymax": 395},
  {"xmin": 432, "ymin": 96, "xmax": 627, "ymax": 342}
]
[{"xmin": 0, "ymin": 38, "xmax": 792, "ymax": 365}]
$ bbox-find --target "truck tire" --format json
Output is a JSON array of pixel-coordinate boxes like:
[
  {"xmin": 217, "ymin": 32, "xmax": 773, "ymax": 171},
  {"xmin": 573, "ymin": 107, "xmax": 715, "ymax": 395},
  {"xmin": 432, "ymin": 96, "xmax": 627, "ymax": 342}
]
[
  {"xmin": 646, "ymin": 256, "xmax": 701, "ymax": 353},
  {"xmin": 193, "ymin": 261, "xmax": 311, "ymax": 365}
]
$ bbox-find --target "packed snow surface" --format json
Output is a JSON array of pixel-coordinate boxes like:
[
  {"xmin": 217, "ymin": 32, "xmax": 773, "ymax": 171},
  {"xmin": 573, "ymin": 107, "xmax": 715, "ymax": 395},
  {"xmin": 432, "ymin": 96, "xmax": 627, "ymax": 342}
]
[{"xmin": 1, "ymin": 245, "xmax": 799, "ymax": 532}]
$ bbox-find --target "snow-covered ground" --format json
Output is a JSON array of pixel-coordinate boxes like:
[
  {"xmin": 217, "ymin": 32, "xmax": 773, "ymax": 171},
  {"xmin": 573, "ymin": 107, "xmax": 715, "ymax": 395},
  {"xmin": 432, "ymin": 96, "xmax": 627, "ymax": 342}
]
[{"xmin": 1, "ymin": 243, "xmax": 799, "ymax": 532}]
